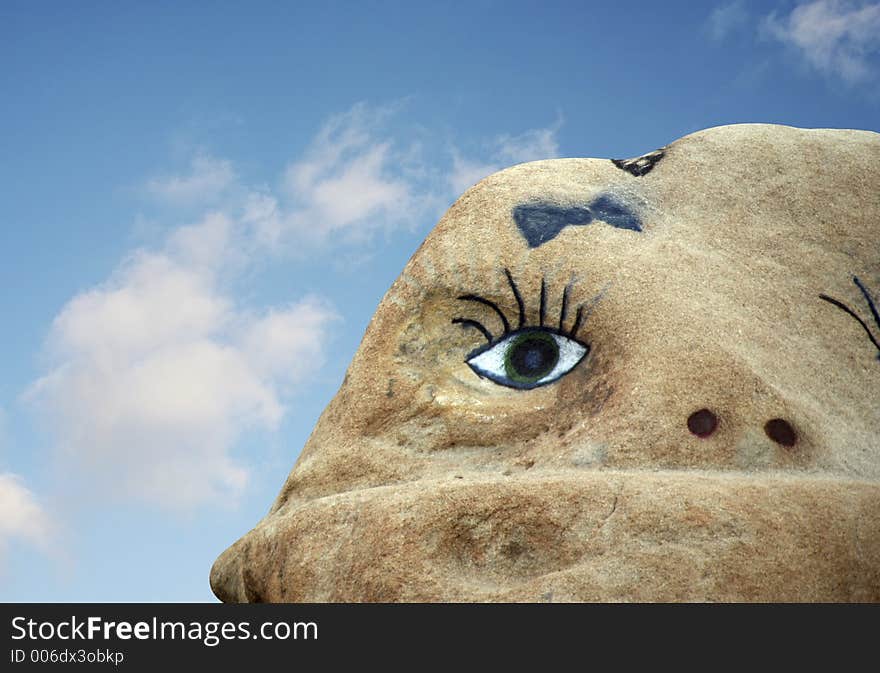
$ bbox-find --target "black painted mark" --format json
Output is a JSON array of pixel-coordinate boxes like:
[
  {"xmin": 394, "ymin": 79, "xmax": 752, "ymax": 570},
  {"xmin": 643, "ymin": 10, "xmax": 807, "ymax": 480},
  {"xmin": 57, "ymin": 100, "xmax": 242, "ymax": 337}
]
[
  {"xmin": 611, "ymin": 148, "xmax": 665, "ymax": 177},
  {"xmin": 452, "ymin": 270, "xmax": 528, "ymax": 343},
  {"xmin": 457, "ymin": 294, "xmax": 510, "ymax": 334},
  {"xmin": 504, "ymin": 268, "xmax": 526, "ymax": 329},
  {"xmin": 451, "ymin": 317, "xmax": 493, "ymax": 343},
  {"xmin": 452, "ymin": 270, "xmax": 604, "ymax": 346},
  {"xmin": 452, "ymin": 269, "xmax": 603, "ymax": 341},
  {"xmin": 687, "ymin": 408, "xmax": 718, "ymax": 438},
  {"xmin": 558, "ymin": 280, "xmax": 571, "ymax": 332},
  {"xmin": 819, "ymin": 275, "xmax": 880, "ymax": 361},
  {"xmin": 764, "ymin": 418, "xmax": 797, "ymax": 447},
  {"xmin": 513, "ymin": 193, "xmax": 641, "ymax": 248},
  {"xmin": 570, "ymin": 302, "xmax": 585, "ymax": 339},
  {"xmin": 538, "ymin": 278, "xmax": 547, "ymax": 327}
]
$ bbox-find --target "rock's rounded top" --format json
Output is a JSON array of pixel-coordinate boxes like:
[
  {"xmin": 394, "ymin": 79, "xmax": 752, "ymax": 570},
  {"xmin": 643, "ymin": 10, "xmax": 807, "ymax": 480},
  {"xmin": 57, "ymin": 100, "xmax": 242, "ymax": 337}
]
[{"xmin": 211, "ymin": 123, "xmax": 880, "ymax": 603}]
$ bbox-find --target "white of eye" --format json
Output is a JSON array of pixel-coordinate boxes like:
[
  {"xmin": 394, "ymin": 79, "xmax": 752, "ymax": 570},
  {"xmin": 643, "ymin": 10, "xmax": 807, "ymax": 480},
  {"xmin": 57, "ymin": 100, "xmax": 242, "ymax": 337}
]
[{"xmin": 466, "ymin": 330, "xmax": 588, "ymax": 389}]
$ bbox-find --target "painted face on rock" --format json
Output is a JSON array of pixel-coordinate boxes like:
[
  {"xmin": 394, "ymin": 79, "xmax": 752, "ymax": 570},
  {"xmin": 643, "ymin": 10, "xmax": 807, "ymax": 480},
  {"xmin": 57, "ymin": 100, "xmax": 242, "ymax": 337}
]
[{"xmin": 211, "ymin": 124, "xmax": 880, "ymax": 603}]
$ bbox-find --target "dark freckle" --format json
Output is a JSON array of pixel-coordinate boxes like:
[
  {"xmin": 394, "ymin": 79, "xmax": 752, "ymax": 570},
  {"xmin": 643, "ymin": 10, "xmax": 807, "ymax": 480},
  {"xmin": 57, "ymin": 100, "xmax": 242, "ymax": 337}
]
[
  {"xmin": 765, "ymin": 418, "xmax": 797, "ymax": 447},
  {"xmin": 687, "ymin": 409, "xmax": 718, "ymax": 438}
]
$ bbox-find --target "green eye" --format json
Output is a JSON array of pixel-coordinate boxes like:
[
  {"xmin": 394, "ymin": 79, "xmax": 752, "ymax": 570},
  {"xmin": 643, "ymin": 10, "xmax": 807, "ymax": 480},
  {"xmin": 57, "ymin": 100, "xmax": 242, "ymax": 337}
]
[
  {"xmin": 503, "ymin": 331, "xmax": 560, "ymax": 384},
  {"xmin": 464, "ymin": 326, "xmax": 588, "ymax": 390},
  {"xmin": 452, "ymin": 269, "xmax": 595, "ymax": 390}
]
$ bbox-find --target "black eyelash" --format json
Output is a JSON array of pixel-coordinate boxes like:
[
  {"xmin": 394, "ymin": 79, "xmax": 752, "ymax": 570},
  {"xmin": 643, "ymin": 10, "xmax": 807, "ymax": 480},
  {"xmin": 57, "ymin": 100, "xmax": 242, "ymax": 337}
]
[
  {"xmin": 457, "ymin": 294, "xmax": 511, "ymax": 334},
  {"xmin": 452, "ymin": 269, "xmax": 586, "ymax": 341},
  {"xmin": 854, "ymin": 276, "xmax": 880, "ymax": 333},
  {"xmin": 504, "ymin": 268, "xmax": 526, "ymax": 329},
  {"xmin": 539, "ymin": 277, "xmax": 547, "ymax": 327},
  {"xmin": 570, "ymin": 304, "xmax": 585, "ymax": 338},
  {"xmin": 558, "ymin": 280, "xmax": 571, "ymax": 332},
  {"xmin": 451, "ymin": 317, "xmax": 493, "ymax": 343},
  {"xmin": 819, "ymin": 275, "xmax": 880, "ymax": 360}
]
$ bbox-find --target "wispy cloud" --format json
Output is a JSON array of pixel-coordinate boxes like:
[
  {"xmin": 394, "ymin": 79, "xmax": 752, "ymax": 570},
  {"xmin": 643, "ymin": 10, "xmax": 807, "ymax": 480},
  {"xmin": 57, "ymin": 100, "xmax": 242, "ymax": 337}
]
[
  {"xmin": 280, "ymin": 103, "xmax": 435, "ymax": 245},
  {"xmin": 448, "ymin": 153, "xmax": 500, "ymax": 199},
  {"xmin": 707, "ymin": 1, "xmax": 749, "ymax": 42},
  {"xmin": 26, "ymin": 101, "xmax": 563, "ymax": 511},
  {"xmin": 26, "ymin": 103, "xmax": 435, "ymax": 511},
  {"xmin": 494, "ymin": 123, "xmax": 562, "ymax": 165},
  {"xmin": 0, "ymin": 473, "xmax": 53, "ymax": 564},
  {"xmin": 179, "ymin": 103, "xmax": 564, "ymax": 253},
  {"xmin": 448, "ymin": 117, "xmax": 563, "ymax": 195},
  {"xmin": 762, "ymin": 0, "xmax": 880, "ymax": 83},
  {"xmin": 145, "ymin": 152, "xmax": 236, "ymax": 206}
]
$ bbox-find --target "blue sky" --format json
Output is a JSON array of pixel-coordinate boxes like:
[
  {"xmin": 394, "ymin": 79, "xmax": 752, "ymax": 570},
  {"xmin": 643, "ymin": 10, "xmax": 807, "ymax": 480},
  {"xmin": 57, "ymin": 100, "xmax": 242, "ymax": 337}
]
[{"xmin": 1, "ymin": 0, "xmax": 878, "ymax": 601}]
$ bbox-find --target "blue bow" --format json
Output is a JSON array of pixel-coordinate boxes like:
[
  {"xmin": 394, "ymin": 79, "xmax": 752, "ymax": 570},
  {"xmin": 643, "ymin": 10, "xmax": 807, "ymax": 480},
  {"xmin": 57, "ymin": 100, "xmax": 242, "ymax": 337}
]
[{"xmin": 513, "ymin": 193, "xmax": 642, "ymax": 248}]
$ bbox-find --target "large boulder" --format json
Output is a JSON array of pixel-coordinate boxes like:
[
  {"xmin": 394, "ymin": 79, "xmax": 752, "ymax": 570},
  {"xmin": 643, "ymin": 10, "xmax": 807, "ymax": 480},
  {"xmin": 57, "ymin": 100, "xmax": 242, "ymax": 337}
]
[{"xmin": 211, "ymin": 123, "xmax": 880, "ymax": 602}]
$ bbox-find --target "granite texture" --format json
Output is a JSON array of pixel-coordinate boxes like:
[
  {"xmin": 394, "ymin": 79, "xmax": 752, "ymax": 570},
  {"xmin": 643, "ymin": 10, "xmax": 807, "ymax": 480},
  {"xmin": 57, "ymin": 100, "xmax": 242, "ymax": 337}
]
[{"xmin": 211, "ymin": 123, "xmax": 880, "ymax": 602}]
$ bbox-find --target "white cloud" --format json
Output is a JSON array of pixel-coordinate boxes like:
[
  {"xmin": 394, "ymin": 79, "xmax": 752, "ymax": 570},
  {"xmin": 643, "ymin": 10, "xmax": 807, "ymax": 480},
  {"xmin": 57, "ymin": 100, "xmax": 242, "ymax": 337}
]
[
  {"xmin": 707, "ymin": 1, "xmax": 749, "ymax": 42},
  {"xmin": 447, "ymin": 119, "xmax": 563, "ymax": 195},
  {"xmin": 241, "ymin": 190, "xmax": 284, "ymax": 249},
  {"xmin": 0, "ymin": 473, "xmax": 53, "ymax": 560},
  {"xmin": 145, "ymin": 152, "xmax": 235, "ymax": 206},
  {"xmin": 281, "ymin": 103, "xmax": 427, "ymax": 244},
  {"xmin": 241, "ymin": 296, "xmax": 338, "ymax": 386},
  {"xmin": 26, "ymin": 213, "xmax": 339, "ymax": 510},
  {"xmin": 280, "ymin": 104, "xmax": 563, "ymax": 244},
  {"xmin": 448, "ymin": 152, "xmax": 501, "ymax": 197},
  {"xmin": 26, "ymin": 101, "xmax": 558, "ymax": 511},
  {"xmin": 167, "ymin": 211, "xmax": 247, "ymax": 273},
  {"xmin": 29, "ymin": 105, "xmax": 422, "ymax": 511},
  {"xmin": 495, "ymin": 125, "xmax": 562, "ymax": 165},
  {"xmin": 296, "ymin": 142, "xmax": 409, "ymax": 233},
  {"xmin": 47, "ymin": 251, "xmax": 230, "ymax": 362},
  {"xmin": 145, "ymin": 102, "xmax": 559, "ymax": 249},
  {"xmin": 762, "ymin": 0, "xmax": 880, "ymax": 83}
]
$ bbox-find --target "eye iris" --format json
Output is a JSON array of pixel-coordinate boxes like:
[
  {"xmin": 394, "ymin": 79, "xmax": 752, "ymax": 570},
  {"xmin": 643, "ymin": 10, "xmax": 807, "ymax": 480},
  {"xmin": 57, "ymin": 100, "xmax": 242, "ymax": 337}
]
[{"xmin": 505, "ymin": 333, "xmax": 560, "ymax": 383}]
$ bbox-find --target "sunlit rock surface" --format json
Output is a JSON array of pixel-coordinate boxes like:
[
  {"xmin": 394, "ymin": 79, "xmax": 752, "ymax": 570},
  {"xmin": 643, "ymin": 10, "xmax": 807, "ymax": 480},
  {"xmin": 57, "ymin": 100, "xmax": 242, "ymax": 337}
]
[{"xmin": 211, "ymin": 124, "xmax": 880, "ymax": 602}]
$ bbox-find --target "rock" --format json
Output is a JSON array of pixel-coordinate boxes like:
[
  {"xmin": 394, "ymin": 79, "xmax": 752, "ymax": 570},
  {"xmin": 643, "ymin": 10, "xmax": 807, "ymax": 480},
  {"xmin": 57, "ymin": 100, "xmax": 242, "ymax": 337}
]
[{"xmin": 211, "ymin": 123, "xmax": 880, "ymax": 602}]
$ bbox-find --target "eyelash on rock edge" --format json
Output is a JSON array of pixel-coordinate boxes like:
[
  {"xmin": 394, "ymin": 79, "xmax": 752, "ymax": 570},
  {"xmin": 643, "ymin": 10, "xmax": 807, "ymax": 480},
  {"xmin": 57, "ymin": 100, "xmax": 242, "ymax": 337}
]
[
  {"xmin": 819, "ymin": 275, "xmax": 880, "ymax": 361},
  {"xmin": 451, "ymin": 269, "xmax": 589, "ymax": 358}
]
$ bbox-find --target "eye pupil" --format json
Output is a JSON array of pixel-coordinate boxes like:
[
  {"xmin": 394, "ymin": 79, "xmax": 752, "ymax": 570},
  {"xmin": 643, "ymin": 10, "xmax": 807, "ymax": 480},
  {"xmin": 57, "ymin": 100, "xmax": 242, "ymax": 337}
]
[{"xmin": 506, "ymin": 333, "xmax": 559, "ymax": 383}]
